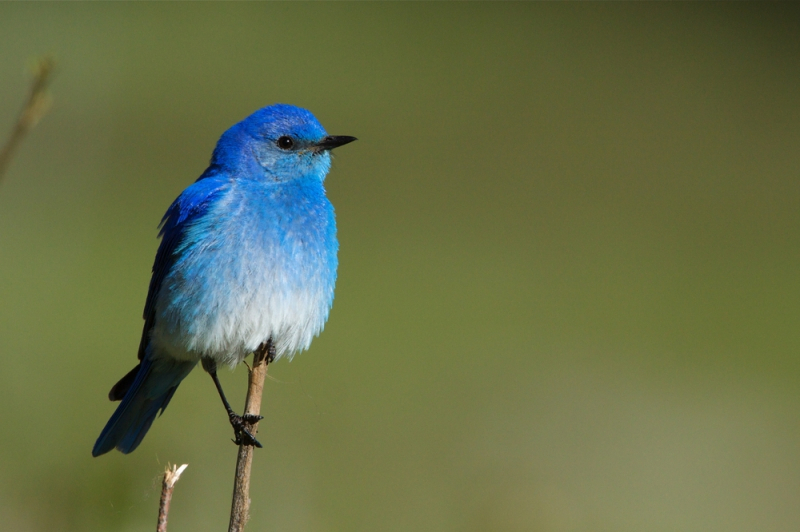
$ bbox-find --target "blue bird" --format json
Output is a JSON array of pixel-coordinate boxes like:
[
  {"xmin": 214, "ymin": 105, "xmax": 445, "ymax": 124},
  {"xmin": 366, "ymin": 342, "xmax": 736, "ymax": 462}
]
[{"xmin": 93, "ymin": 104, "xmax": 356, "ymax": 456}]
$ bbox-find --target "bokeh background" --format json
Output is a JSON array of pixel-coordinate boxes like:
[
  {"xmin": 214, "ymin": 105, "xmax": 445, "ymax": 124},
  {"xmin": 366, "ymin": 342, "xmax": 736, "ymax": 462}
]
[{"xmin": 1, "ymin": 4, "xmax": 799, "ymax": 531}]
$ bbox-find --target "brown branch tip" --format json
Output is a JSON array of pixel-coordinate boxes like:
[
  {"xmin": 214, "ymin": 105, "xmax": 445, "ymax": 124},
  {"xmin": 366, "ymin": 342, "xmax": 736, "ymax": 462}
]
[
  {"xmin": 19, "ymin": 56, "xmax": 56, "ymax": 132},
  {"xmin": 157, "ymin": 463, "xmax": 188, "ymax": 532}
]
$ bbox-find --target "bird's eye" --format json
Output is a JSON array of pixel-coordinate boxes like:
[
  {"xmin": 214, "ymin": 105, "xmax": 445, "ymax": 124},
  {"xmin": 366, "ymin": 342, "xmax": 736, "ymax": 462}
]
[{"xmin": 277, "ymin": 136, "xmax": 294, "ymax": 150}]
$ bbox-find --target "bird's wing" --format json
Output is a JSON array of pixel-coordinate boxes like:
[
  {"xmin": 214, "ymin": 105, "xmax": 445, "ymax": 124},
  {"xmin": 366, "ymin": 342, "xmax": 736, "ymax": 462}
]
[
  {"xmin": 138, "ymin": 173, "xmax": 230, "ymax": 360},
  {"xmin": 109, "ymin": 172, "xmax": 229, "ymax": 401}
]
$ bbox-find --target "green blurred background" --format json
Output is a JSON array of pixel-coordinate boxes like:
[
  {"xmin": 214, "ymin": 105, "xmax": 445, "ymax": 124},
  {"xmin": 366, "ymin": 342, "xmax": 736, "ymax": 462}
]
[{"xmin": 1, "ymin": 3, "xmax": 799, "ymax": 531}]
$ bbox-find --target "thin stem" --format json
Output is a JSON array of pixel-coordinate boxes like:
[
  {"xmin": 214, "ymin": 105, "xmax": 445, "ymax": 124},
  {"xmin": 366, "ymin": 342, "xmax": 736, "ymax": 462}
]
[
  {"xmin": 0, "ymin": 56, "xmax": 55, "ymax": 183},
  {"xmin": 157, "ymin": 463, "xmax": 188, "ymax": 532},
  {"xmin": 228, "ymin": 340, "xmax": 274, "ymax": 532}
]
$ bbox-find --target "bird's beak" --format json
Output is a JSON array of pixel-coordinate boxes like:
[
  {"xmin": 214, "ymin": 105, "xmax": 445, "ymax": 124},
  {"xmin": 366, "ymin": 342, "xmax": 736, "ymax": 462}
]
[{"xmin": 315, "ymin": 136, "xmax": 358, "ymax": 151}]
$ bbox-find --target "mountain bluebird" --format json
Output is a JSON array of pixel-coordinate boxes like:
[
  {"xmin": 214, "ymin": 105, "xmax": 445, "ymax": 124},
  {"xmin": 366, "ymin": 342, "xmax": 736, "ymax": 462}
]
[{"xmin": 93, "ymin": 104, "xmax": 355, "ymax": 456}]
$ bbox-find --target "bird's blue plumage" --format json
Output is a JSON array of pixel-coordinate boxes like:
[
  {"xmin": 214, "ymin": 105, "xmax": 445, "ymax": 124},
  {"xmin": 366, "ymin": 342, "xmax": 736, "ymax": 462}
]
[
  {"xmin": 93, "ymin": 355, "xmax": 196, "ymax": 456},
  {"xmin": 93, "ymin": 104, "xmax": 354, "ymax": 456}
]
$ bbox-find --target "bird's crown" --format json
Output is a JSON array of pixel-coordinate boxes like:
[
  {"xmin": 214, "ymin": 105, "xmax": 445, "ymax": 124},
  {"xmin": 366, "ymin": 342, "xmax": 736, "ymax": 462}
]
[{"xmin": 210, "ymin": 104, "xmax": 330, "ymax": 180}]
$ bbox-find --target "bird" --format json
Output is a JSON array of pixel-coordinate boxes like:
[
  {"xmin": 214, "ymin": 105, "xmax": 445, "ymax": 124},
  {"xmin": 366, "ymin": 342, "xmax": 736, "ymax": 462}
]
[{"xmin": 92, "ymin": 104, "xmax": 356, "ymax": 456}]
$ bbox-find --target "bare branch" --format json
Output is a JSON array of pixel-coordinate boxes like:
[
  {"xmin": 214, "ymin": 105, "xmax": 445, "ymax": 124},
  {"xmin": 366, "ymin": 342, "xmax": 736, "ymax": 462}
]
[
  {"xmin": 0, "ymin": 56, "xmax": 55, "ymax": 183},
  {"xmin": 157, "ymin": 463, "xmax": 188, "ymax": 532},
  {"xmin": 228, "ymin": 340, "xmax": 273, "ymax": 532}
]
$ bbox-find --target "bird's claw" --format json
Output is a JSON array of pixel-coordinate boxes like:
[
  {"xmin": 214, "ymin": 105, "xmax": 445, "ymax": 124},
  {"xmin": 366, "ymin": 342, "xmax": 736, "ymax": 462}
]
[{"xmin": 228, "ymin": 412, "xmax": 264, "ymax": 448}]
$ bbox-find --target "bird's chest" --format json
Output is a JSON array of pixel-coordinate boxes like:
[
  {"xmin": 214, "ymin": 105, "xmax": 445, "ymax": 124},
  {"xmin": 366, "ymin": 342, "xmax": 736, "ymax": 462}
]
[
  {"xmin": 157, "ymin": 183, "xmax": 337, "ymax": 361},
  {"xmin": 223, "ymin": 188, "xmax": 336, "ymax": 301}
]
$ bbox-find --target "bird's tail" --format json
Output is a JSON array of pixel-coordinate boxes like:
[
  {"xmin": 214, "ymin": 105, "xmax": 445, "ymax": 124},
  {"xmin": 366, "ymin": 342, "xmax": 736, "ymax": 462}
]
[{"xmin": 92, "ymin": 356, "xmax": 197, "ymax": 456}]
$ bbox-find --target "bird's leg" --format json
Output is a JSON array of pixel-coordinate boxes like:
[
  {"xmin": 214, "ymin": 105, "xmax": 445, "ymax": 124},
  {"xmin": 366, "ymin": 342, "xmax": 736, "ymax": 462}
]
[{"xmin": 202, "ymin": 357, "xmax": 263, "ymax": 448}]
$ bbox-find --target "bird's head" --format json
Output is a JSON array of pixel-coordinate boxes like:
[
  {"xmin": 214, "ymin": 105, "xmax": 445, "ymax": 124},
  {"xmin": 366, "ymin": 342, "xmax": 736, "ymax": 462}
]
[{"xmin": 211, "ymin": 104, "xmax": 356, "ymax": 183}]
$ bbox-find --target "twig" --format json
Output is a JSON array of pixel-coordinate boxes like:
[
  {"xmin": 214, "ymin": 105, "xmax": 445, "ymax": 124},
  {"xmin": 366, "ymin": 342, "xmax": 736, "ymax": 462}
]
[
  {"xmin": 157, "ymin": 463, "xmax": 188, "ymax": 532},
  {"xmin": 228, "ymin": 340, "xmax": 273, "ymax": 532},
  {"xmin": 0, "ymin": 56, "xmax": 55, "ymax": 183}
]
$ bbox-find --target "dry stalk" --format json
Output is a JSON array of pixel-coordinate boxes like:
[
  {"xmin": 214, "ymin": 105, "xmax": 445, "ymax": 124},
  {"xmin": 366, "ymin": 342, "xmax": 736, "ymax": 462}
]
[
  {"xmin": 228, "ymin": 341, "xmax": 273, "ymax": 532},
  {"xmin": 0, "ymin": 56, "xmax": 55, "ymax": 182},
  {"xmin": 157, "ymin": 463, "xmax": 188, "ymax": 532}
]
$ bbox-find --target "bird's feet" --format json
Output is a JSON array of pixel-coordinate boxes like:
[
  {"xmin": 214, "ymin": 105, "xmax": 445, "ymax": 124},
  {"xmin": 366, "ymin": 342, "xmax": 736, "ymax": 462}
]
[{"xmin": 228, "ymin": 412, "xmax": 264, "ymax": 448}]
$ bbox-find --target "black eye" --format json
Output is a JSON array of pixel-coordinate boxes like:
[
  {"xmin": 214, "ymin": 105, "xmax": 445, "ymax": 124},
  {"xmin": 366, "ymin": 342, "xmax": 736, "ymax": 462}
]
[{"xmin": 277, "ymin": 136, "xmax": 294, "ymax": 150}]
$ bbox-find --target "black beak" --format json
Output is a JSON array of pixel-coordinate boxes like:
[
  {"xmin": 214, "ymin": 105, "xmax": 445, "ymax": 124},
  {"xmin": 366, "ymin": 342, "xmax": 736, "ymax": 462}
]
[{"xmin": 316, "ymin": 135, "xmax": 358, "ymax": 150}]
